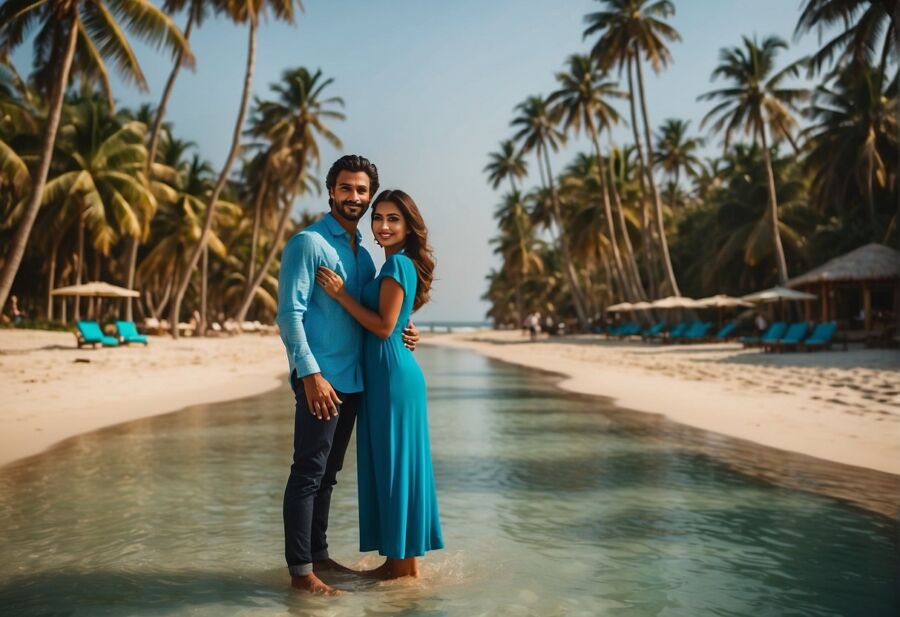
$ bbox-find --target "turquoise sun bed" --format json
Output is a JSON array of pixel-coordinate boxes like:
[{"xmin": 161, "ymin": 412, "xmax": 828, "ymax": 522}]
[{"xmin": 76, "ymin": 321, "xmax": 119, "ymax": 348}]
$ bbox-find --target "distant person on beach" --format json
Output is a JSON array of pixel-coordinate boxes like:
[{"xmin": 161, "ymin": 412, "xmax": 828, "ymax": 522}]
[
  {"xmin": 755, "ymin": 312, "xmax": 768, "ymax": 333},
  {"xmin": 316, "ymin": 189, "xmax": 444, "ymax": 581},
  {"xmin": 276, "ymin": 155, "xmax": 420, "ymax": 595}
]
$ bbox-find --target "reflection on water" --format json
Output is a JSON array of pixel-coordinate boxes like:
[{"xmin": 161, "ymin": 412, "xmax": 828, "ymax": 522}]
[{"xmin": 0, "ymin": 345, "xmax": 896, "ymax": 616}]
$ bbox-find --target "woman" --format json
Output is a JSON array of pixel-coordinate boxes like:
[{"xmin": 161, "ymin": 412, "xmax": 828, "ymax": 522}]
[{"xmin": 315, "ymin": 189, "xmax": 444, "ymax": 579}]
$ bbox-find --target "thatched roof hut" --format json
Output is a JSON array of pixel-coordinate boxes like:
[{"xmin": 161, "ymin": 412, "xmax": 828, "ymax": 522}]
[
  {"xmin": 787, "ymin": 243, "xmax": 900, "ymax": 287},
  {"xmin": 787, "ymin": 243, "xmax": 900, "ymax": 333}
]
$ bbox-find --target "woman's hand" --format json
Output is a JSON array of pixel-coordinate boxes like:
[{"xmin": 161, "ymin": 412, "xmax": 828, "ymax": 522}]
[{"xmin": 315, "ymin": 266, "xmax": 346, "ymax": 299}]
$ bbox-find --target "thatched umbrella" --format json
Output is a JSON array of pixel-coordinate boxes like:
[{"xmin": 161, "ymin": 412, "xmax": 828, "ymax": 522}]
[
  {"xmin": 650, "ymin": 295, "xmax": 705, "ymax": 309},
  {"xmin": 697, "ymin": 294, "xmax": 753, "ymax": 327},
  {"xmin": 51, "ymin": 281, "xmax": 140, "ymax": 298},
  {"xmin": 606, "ymin": 302, "xmax": 634, "ymax": 312},
  {"xmin": 741, "ymin": 287, "xmax": 817, "ymax": 303},
  {"xmin": 786, "ymin": 243, "xmax": 900, "ymax": 331}
]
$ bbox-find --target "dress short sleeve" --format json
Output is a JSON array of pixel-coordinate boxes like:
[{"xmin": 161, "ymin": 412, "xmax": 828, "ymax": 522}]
[{"xmin": 379, "ymin": 254, "xmax": 416, "ymax": 299}]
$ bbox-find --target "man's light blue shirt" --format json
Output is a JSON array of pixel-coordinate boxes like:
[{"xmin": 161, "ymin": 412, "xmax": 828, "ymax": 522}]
[{"xmin": 276, "ymin": 213, "xmax": 376, "ymax": 393}]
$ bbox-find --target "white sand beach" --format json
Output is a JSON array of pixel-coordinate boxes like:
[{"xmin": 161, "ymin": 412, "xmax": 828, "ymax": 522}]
[
  {"xmin": 425, "ymin": 330, "xmax": 900, "ymax": 476},
  {"xmin": 2, "ymin": 327, "xmax": 899, "ymax": 479},
  {"xmin": 0, "ymin": 329, "xmax": 286, "ymax": 468}
]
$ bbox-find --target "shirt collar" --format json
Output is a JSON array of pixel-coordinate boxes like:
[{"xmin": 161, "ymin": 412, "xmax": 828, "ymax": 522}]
[{"xmin": 324, "ymin": 212, "xmax": 363, "ymax": 244}]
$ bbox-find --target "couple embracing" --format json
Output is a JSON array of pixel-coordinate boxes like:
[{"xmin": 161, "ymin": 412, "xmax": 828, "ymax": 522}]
[{"xmin": 276, "ymin": 155, "xmax": 443, "ymax": 594}]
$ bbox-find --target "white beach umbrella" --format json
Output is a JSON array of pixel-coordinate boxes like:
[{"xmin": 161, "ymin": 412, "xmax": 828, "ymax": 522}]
[
  {"xmin": 631, "ymin": 301, "xmax": 654, "ymax": 310},
  {"xmin": 741, "ymin": 286, "xmax": 817, "ymax": 303},
  {"xmin": 51, "ymin": 281, "xmax": 140, "ymax": 298},
  {"xmin": 650, "ymin": 295, "xmax": 704, "ymax": 309},
  {"xmin": 696, "ymin": 294, "xmax": 753, "ymax": 308},
  {"xmin": 606, "ymin": 302, "xmax": 634, "ymax": 312}
]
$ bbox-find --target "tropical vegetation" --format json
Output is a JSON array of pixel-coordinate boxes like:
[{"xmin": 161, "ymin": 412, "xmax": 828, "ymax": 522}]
[{"xmin": 483, "ymin": 0, "xmax": 897, "ymax": 328}]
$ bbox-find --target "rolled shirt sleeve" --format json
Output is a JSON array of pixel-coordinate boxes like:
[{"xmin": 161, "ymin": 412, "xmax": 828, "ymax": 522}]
[{"xmin": 276, "ymin": 234, "xmax": 321, "ymax": 378}]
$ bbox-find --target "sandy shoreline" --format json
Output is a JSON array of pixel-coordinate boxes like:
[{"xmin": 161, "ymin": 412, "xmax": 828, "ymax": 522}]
[
  {"xmin": 3, "ymin": 326, "xmax": 899, "ymax": 485},
  {"xmin": 423, "ymin": 330, "xmax": 900, "ymax": 477},
  {"xmin": 0, "ymin": 329, "xmax": 287, "ymax": 468}
]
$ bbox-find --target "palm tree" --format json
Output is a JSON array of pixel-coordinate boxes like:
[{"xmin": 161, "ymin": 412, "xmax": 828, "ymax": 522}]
[
  {"xmin": 168, "ymin": 0, "xmax": 301, "ymax": 337},
  {"xmin": 794, "ymin": 0, "xmax": 899, "ymax": 75},
  {"xmin": 484, "ymin": 139, "xmax": 528, "ymax": 193},
  {"xmin": 511, "ymin": 94, "xmax": 590, "ymax": 330},
  {"xmin": 584, "ymin": 0, "xmax": 682, "ymax": 296},
  {"xmin": 701, "ymin": 144, "xmax": 811, "ymax": 293},
  {"xmin": 548, "ymin": 53, "xmax": 644, "ymax": 302},
  {"xmin": 803, "ymin": 63, "xmax": 898, "ymax": 237},
  {"xmin": 146, "ymin": 0, "xmax": 219, "ymax": 175},
  {"xmin": 43, "ymin": 96, "xmax": 156, "ymax": 319},
  {"xmin": 699, "ymin": 35, "xmax": 808, "ymax": 283},
  {"xmin": 654, "ymin": 118, "xmax": 704, "ymax": 212},
  {"xmin": 233, "ymin": 66, "xmax": 343, "ymax": 322},
  {"xmin": 491, "ymin": 189, "xmax": 544, "ymax": 324},
  {"xmin": 0, "ymin": 0, "xmax": 191, "ymax": 314}
]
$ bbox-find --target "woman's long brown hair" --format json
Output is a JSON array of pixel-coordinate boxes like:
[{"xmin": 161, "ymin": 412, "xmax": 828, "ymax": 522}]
[{"xmin": 371, "ymin": 189, "xmax": 434, "ymax": 312}]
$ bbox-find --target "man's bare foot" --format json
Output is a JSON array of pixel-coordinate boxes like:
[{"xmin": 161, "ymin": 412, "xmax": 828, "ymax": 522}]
[
  {"xmin": 290, "ymin": 573, "xmax": 342, "ymax": 595},
  {"xmin": 313, "ymin": 558, "xmax": 357, "ymax": 575},
  {"xmin": 360, "ymin": 559, "xmax": 392, "ymax": 579}
]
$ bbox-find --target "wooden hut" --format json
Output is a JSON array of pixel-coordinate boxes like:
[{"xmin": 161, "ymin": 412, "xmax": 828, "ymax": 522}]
[{"xmin": 787, "ymin": 243, "xmax": 900, "ymax": 336}]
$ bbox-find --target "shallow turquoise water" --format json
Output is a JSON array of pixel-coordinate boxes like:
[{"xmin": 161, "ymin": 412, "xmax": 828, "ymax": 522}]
[{"xmin": 0, "ymin": 345, "xmax": 896, "ymax": 616}]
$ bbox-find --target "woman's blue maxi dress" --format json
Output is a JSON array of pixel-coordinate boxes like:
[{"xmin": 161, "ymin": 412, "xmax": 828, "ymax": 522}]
[{"xmin": 357, "ymin": 252, "xmax": 444, "ymax": 559}]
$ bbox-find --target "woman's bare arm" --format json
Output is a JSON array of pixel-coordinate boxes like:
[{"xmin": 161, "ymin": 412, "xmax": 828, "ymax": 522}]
[{"xmin": 316, "ymin": 267, "xmax": 403, "ymax": 340}]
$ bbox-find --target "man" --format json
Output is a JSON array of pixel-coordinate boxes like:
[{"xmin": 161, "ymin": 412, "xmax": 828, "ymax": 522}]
[{"xmin": 276, "ymin": 155, "xmax": 418, "ymax": 594}]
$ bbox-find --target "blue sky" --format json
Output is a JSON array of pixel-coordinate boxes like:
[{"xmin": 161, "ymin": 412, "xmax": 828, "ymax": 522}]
[{"xmin": 14, "ymin": 0, "xmax": 827, "ymax": 321}]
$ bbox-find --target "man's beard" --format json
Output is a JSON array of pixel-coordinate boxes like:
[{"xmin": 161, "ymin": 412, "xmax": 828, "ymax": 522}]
[{"xmin": 334, "ymin": 200, "xmax": 369, "ymax": 221}]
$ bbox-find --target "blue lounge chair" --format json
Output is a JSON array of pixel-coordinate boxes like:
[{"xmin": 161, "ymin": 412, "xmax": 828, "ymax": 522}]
[
  {"xmin": 802, "ymin": 322, "xmax": 838, "ymax": 351},
  {"xmin": 116, "ymin": 320, "xmax": 149, "ymax": 346},
  {"xmin": 742, "ymin": 322, "xmax": 786, "ymax": 348},
  {"xmin": 663, "ymin": 322, "xmax": 688, "ymax": 343},
  {"xmin": 641, "ymin": 322, "xmax": 665, "ymax": 340},
  {"xmin": 76, "ymin": 321, "xmax": 119, "ymax": 348},
  {"xmin": 680, "ymin": 322, "xmax": 712, "ymax": 343},
  {"xmin": 713, "ymin": 322, "xmax": 737, "ymax": 341},
  {"xmin": 765, "ymin": 322, "xmax": 808, "ymax": 352}
]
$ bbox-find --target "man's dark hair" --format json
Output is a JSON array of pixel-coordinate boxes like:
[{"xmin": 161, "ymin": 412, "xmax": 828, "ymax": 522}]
[{"xmin": 325, "ymin": 155, "xmax": 379, "ymax": 206}]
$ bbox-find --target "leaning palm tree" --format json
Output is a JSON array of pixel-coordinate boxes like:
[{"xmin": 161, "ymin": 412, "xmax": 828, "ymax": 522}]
[
  {"xmin": 0, "ymin": 0, "xmax": 191, "ymax": 314},
  {"xmin": 146, "ymin": 0, "xmax": 220, "ymax": 175},
  {"xmin": 484, "ymin": 139, "xmax": 528, "ymax": 193},
  {"xmin": 794, "ymin": 0, "xmax": 899, "ymax": 76},
  {"xmin": 698, "ymin": 35, "xmax": 808, "ymax": 283},
  {"xmin": 803, "ymin": 63, "xmax": 898, "ymax": 237},
  {"xmin": 511, "ymin": 95, "xmax": 590, "ymax": 330},
  {"xmin": 654, "ymin": 118, "xmax": 704, "ymax": 213},
  {"xmin": 548, "ymin": 53, "xmax": 645, "ymax": 302},
  {"xmin": 233, "ymin": 66, "xmax": 343, "ymax": 322},
  {"xmin": 584, "ymin": 0, "xmax": 682, "ymax": 296},
  {"xmin": 168, "ymin": 0, "xmax": 302, "ymax": 337}
]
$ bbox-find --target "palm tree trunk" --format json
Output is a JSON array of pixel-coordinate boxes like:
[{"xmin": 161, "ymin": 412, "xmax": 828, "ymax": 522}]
[
  {"xmin": 169, "ymin": 17, "xmax": 258, "ymax": 338},
  {"xmin": 146, "ymin": 12, "xmax": 196, "ymax": 176},
  {"xmin": 246, "ymin": 173, "xmax": 268, "ymax": 298},
  {"xmin": 75, "ymin": 209, "xmax": 85, "ymax": 321},
  {"xmin": 607, "ymin": 134, "xmax": 646, "ymax": 300},
  {"xmin": 589, "ymin": 125, "xmax": 633, "ymax": 302},
  {"xmin": 234, "ymin": 191, "xmax": 294, "ymax": 322},
  {"xmin": 92, "ymin": 253, "xmax": 101, "ymax": 320},
  {"xmin": 633, "ymin": 46, "xmax": 680, "ymax": 297},
  {"xmin": 626, "ymin": 54, "xmax": 659, "ymax": 298},
  {"xmin": 125, "ymin": 236, "xmax": 139, "ymax": 321},
  {"xmin": 0, "ymin": 19, "xmax": 78, "ymax": 314},
  {"xmin": 201, "ymin": 243, "xmax": 208, "ymax": 335},
  {"xmin": 46, "ymin": 236, "xmax": 60, "ymax": 320},
  {"xmin": 757, "ymin": 123, "xmax": 789, "ymax": 283},
  {"xmin": 541, "ymin": 147, "xmax": 590, "ymax": 330}
]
